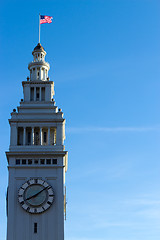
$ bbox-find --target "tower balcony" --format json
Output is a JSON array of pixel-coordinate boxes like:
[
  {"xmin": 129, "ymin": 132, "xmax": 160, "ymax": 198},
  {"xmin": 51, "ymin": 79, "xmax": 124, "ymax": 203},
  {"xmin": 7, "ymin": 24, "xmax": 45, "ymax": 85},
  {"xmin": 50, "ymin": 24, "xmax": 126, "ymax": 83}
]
[{"xmin": 28, "ymin": 61, "xmax": 50, "ymax": 69}]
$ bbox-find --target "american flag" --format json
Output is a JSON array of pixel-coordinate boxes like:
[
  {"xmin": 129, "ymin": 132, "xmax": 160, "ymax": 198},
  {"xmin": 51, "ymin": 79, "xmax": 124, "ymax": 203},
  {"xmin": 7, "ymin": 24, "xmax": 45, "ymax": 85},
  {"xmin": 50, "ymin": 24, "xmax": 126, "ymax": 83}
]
[{"xmin": 40, "ymin": 15, "xmax": 53, "ymax": 24}]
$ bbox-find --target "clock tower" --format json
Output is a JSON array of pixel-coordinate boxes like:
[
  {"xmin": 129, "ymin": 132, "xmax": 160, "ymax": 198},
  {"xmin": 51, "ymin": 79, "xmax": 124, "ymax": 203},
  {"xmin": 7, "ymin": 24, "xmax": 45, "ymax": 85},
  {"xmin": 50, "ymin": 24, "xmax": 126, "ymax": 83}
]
[{"xmin": 6, "ymin": 43, "xmax": 68, "ymax": 240}]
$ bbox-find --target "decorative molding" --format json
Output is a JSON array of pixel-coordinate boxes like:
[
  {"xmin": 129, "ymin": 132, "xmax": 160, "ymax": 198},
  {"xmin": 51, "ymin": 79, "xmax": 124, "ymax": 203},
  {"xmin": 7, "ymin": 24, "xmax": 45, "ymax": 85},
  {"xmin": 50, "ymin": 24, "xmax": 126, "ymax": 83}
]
[{"xmin": 15, "ymin": 177, "xmax": 27, "ymax": 180}]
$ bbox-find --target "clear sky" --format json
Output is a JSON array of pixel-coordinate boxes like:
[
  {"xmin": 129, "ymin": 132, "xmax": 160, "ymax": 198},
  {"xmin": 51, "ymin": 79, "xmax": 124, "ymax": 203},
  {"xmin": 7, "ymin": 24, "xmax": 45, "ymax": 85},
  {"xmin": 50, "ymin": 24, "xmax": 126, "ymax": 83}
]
[{"xmin": 0, "ymin": 0, "xmax": 160, "ymax": 239}]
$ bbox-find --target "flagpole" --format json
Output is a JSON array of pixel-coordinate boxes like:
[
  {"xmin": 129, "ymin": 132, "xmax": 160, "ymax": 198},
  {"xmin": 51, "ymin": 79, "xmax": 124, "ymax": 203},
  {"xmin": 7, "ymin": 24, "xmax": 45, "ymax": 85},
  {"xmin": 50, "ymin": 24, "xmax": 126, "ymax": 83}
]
[{"xmin": 39, "ymin": 13, "xmax": 40, "ymax": 43}]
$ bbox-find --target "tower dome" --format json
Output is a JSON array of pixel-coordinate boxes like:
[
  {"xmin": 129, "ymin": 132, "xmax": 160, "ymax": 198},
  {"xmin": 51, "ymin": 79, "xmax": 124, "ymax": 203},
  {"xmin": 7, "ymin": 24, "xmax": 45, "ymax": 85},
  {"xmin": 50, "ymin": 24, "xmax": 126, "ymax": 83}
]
[
  {"xmin": 28, "ymin": 43, "xmax": 50, "ymax": 81},
  {"xmin": 33, "ymin": 42, "xmax": 45, "ymax": 51}
]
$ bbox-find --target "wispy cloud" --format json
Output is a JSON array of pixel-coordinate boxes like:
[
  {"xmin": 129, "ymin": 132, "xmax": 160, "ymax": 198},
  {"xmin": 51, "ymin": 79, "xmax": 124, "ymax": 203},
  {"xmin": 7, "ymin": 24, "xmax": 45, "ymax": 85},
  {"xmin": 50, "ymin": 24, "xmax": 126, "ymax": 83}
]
[
  {"xmin": 125, "ymin": 198, "xmax": 160, "ymax": 206},
  {"xmin": 123, "ymin": 196, "xmax": 160, "ymax": 220},
  {"xmin": 55, "ymin": 55, "xmax": 155, "ymax": 83},
  {"xmin": 65, "ymin": 237, "xmax": 107, "ymax": 240},
  {"xmin": 68, "ymin": 159, "xmax": 132, "ymax": 182},
  {"xmin": 66, "ymin": 126, "xmax": 160, "ymax": 133},
  {"xmin": 66, "ymin": 194, "xmax": 160, "ymax": 240}
]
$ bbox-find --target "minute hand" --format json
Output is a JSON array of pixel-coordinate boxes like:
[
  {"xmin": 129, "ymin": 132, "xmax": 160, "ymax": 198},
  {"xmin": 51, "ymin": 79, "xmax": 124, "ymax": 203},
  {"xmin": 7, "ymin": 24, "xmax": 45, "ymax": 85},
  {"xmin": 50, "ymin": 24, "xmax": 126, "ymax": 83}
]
[{"xmin": 25, "ymin": 186, "xmax": 49, "ymax": 201}]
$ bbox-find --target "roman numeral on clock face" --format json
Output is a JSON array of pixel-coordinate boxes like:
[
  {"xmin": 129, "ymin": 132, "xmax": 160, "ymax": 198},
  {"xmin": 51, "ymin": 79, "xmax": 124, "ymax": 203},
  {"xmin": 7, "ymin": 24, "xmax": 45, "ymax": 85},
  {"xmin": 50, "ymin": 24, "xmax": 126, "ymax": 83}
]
[
  {"xmin": 34, "ymin": 208, "xmax": 37, "ymax": 213},
  {"xmin": 27, "ymin": 207, "xmax": 30, "ymax": 212},
  {"xmin": 34, "ymin": 179, "xmax": 38, "ymax": 184}
]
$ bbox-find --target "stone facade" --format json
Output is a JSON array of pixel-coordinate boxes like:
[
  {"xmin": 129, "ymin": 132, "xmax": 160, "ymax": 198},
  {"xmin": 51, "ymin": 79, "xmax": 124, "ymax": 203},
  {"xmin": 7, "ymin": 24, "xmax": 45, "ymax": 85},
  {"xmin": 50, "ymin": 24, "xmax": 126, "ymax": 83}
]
[{"xmin": 6, "ymin": 43, "xmax": 68, "ymax": 240}]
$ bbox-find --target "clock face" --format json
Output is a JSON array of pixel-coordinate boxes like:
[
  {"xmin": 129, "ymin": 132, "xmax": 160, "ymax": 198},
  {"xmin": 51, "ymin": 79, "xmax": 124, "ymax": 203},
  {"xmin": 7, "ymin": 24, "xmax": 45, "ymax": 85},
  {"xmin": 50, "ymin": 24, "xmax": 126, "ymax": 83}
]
[{"xmin": 18, "ymin": 178, "xmax": 55, "ymax": 214}]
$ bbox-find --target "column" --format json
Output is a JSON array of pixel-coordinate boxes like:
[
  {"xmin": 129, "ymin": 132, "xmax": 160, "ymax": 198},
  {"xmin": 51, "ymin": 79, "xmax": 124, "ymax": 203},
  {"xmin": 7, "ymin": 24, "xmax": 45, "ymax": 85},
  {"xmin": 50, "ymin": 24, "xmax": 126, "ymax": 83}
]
[
  {"xmin": 31, "ymin": 127, "xmax": 34, "ymax": 145},
  {"xmin": 34, "ymin": 87, "xmax": 36, "ymax": 101},
  {"xmin": 53, "ymin": 128, "xmax": 56, "ymax": 145},
  {"xmin": 39, "ymin": 87, "xmax": 41, "ymax": 101},
  {"xmin": 35, "ymin": 68, "xmax": 37, "ymax": 80},
  {"xmin": 43, "ymin": 68, "xmax": 45, "ymax": 80},
  {"xmin": 23, "ymin": 127, "xmax": 26, "ymax": 145},
  {"xmin": 24, "ymin": 84, "xmax": 30, "ymax": 102},
  {"xmin": 48, "ymin": 127, "xmax": 50, "ymax": 145},
  {"xmin": 56, "ymin": 124, "xmax": 63, "ymax": 145},
  {"xmin": 53, "ymin": 128, "xmax": 55, "ymax": 145},
  {"xmin": 10, "ymin": 123, "xmax": 17, "ymax": 146},
  {"xmin": 40, "ymin": 127, "xmax": 42, "ymax": 145},
  {"xmin": 39, "ymin": 67, "xmax": 42, "ymax": 80}
]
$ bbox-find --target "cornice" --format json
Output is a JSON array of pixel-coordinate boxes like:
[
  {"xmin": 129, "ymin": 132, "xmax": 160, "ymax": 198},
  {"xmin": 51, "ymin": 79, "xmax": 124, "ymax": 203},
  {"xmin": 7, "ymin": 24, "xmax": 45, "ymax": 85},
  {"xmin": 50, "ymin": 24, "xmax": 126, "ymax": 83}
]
[
  {"xmin": 28, "ymin": 61, "xmax": 50, "ymax": 69},
  {"xmin": 9, "ymin": 118, "xmax": 65, "ymax": 123},
  {"xmin": 6, "ymin": 150, "xmax": 68, "ymax": 157},
  {"xmin": 22, "ymin": 81, "xmax": 54, "ymax": 85}
]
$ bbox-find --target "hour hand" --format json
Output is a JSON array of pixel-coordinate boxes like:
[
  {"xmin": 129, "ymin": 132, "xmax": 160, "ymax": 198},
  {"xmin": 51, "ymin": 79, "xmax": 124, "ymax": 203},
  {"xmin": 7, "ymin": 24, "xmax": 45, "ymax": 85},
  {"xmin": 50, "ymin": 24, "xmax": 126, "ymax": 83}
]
[{"xmin": 25, "ymin": 186, "xmax": 49, "ymax": 201}]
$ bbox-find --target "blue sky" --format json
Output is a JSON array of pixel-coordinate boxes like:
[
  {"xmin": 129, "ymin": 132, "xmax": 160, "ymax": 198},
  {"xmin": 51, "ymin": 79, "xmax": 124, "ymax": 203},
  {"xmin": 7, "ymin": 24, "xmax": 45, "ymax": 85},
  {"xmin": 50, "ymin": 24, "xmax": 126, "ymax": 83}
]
[{"xmin": 0, "ymin": 0, "xmax": 160, "ymax": 239}]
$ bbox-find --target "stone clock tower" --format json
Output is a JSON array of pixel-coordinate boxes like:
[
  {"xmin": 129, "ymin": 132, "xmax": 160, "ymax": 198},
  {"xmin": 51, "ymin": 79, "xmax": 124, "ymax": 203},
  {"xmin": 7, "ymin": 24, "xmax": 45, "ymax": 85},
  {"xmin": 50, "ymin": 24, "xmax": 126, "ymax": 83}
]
[{"xmin": 6, "ymin": 43, "xmax": 68, "ymax": 240}]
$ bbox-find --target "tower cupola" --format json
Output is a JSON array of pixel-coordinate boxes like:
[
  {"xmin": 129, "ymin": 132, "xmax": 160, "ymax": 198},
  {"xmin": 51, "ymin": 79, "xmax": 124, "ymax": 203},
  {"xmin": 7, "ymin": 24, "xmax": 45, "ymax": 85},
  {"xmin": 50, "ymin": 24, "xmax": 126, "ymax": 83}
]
[{"xmin": 28, "ymin": 43, "xmax": 50, "ymax": 81}]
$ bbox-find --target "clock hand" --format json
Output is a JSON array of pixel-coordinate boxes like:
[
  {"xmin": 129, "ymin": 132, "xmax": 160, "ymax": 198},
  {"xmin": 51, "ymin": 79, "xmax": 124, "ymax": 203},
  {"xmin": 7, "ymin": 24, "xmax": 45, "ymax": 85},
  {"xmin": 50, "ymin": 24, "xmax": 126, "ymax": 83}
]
[{"xmin": 25, "ymin": 186, "xmax": 49, "ymax": 201}]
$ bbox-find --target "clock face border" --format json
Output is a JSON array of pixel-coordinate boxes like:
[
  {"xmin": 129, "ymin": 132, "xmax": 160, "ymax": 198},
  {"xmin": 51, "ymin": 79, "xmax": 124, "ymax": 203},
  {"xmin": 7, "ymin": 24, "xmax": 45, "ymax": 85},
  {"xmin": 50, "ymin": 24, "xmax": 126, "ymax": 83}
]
[{"xmin": 18, "ymin": 178, "xmax": 55, "ymax": 214}]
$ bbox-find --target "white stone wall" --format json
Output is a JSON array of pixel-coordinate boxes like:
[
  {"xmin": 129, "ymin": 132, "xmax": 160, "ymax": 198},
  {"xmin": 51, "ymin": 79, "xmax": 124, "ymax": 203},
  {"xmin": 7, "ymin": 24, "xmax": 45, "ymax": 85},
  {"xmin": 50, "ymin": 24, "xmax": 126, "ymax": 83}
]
[
  {"xmin": 6, "ymin": 44, "xmax": 68, "ymax": 240},
  {"xmin": 7, "ymin": 158, "xmax": 65, "ymax": 240}
]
